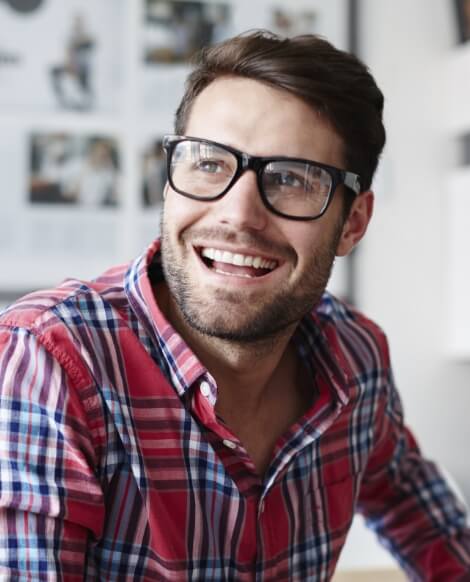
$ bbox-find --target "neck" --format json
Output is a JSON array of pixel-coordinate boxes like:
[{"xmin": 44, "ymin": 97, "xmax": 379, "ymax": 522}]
[{"xmin": 157, "ymin": 282, "xmax": 299, "ymax": 413}]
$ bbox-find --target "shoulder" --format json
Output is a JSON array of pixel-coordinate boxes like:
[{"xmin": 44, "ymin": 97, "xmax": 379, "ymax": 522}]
[
  {"xmin": 0, "ymin": 263, "xmax": 133, "ymax": 380},
  {"xmin": 0, "ymin": 262, "xmax": 130, "ymax": 334}
]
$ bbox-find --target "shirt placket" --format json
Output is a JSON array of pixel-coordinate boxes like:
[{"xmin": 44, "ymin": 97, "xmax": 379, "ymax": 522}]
[
  {"xmin": 191, "ymin": 375, "xmax": 263, "ymax": 494},
  {"xmin": 253, "ymin": 371, "xmax": 347, "ymax": 580}
]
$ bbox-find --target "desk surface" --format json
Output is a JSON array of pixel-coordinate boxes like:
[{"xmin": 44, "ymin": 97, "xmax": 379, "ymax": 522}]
[{"xmin": 333, "ymin": 568, "xmax": 407, "ymax": 582}]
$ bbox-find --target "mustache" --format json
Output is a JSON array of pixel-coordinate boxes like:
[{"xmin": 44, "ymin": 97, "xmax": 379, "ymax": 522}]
[{"xmin": 180, "ymin": 226, "xmax": 297, "ymax": 262}]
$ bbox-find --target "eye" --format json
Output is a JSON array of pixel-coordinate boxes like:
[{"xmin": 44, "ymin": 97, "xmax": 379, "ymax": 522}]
[
  {"xmin": 196, "ymin": 159, "xmax": 225, "ymax": 174},
  {"xmin": 266, "ymin": 170, "xmax": 304, "ymax": 189},
  {"xmin": 278, "ymin": 172, "xmax": 303, "ymax": 188}
]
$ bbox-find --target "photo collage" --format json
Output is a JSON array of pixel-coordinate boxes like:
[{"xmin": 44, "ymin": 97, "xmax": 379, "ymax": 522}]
[{"xmin": 0, "ymin": 0, "xmax": 350, "ymax": 297}]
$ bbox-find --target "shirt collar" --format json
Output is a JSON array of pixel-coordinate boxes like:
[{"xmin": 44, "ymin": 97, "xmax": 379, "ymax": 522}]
[{"xmin": 124, "ymin": 238, "xmax": 208, "ymax": 398}]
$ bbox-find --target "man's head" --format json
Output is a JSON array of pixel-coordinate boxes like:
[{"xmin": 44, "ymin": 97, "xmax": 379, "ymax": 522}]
[
  {"xmin": 160, "ymin": 31, "xmax": 386, "ymax": 343},
  {"xmin": 175, "ymin": 30, "xmax": 385, "ymax": 205}
]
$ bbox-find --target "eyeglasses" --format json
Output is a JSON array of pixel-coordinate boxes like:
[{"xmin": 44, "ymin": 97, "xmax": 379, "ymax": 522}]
[{"xmin": 162, "ymin": 135, "xmax": 361, "ymax": 221}]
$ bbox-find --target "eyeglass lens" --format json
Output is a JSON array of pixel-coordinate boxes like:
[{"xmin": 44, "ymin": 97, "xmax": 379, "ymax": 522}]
[
  {"xmin": 169, "ymin": 139, "xmax": 333, "ymax": 218},
  {"xmin": 172, "ymin": 140, "xmax": 236, "ymax": 198}
]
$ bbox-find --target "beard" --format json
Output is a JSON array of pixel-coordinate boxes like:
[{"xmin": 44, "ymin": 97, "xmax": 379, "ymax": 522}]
[{"xmin": 160, "ymin": 213, "xmax": 342, "ymax": 344}]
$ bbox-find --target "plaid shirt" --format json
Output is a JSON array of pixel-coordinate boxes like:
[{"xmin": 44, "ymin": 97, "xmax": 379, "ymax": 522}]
[{"xmin": 1, "ymin": 239, "xmax": 469, "ymax": 581}]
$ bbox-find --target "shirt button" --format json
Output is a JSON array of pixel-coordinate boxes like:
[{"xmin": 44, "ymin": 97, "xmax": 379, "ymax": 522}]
[
  {"xmin": 222, "ymin": 439, "xmax": 237, "ymax": 449},
  {"xmin": 200, "ymin": 381, "xmax": 211, "ymax": 397}
]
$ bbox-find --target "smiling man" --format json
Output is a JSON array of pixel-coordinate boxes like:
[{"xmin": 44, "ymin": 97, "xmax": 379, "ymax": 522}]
[{"xmin": 1, "ymin": 31, "xmax": 470, "ymax": 581}]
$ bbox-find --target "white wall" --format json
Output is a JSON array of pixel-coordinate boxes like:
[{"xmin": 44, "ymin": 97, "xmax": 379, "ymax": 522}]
[{"xmin": 357, "ymin": 0, "xmax": 470, "ymax": 502}]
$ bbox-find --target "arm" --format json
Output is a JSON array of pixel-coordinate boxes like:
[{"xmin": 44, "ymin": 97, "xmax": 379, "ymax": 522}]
[
  {"xmin": 0, "ymin": 324, "xmax": 104, "ymax": 580},
  {"xmin": 357, "ymin": 346, "xmax": 470, "ymax": 581}
]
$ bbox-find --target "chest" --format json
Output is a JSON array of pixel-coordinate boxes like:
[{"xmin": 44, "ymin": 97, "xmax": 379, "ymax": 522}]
[
  {"xmin": 90, "ymin": 347, "xmax": 375, "ymax": 579},
  {"xmin": 215, "ymin": 379, "xmax": 314, "ymax": 476},
  {"xmin": 92, "ymin": 394, "xmax": 362, "ymax": 582}
]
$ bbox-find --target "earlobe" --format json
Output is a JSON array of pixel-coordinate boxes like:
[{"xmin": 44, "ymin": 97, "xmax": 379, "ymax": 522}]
[{"xmin": 336, "ymin": 190, "xmax": 374, "ymax": 257}]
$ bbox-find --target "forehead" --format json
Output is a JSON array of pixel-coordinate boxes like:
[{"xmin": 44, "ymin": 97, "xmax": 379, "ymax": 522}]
[{"xmin": 184, "ymin": 76, "xmax": 345, "ymax": 167}]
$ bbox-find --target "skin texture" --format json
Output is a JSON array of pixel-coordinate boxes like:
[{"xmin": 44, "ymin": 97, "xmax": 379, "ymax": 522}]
[{"xmin": 157, "ymin": 76, "xmax": 374, "ymax": 474}]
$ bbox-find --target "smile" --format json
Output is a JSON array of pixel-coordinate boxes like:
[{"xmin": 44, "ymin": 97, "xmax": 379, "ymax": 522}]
[{"xmin": 198, "ymin": 247, "xmax": 279, "ymax": 279}]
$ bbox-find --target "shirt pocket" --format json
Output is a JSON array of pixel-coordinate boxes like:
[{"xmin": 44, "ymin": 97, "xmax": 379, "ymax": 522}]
[
  {"xmin": 309, "ymin": 471, "xmax": 362, "ymax": 533},
  {"xmin": 304, "ymin": 471, "xmax": 362, "ymax": 575}
]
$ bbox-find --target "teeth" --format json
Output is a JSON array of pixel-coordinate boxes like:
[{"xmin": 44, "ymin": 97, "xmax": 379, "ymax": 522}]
[
  {"xmin": 233, "ymin": 253, "xmax": 245, "ymax": 266},
  {"xmin": 202, "ymin": 248, "xmax": 215, "ymax": 260},
  {"xmin": 200, "ymin": 248, "xmax": 278, "ymax": 270}
]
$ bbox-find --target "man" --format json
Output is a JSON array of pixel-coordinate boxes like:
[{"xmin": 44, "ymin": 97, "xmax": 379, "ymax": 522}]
[{"xmin": 1, "ymin": 31, "xmax": 469, "ymax": 581}]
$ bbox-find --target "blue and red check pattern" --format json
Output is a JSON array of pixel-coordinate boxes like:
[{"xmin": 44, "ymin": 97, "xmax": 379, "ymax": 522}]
[{"xmin": 1, "ymin": 239, "xmax": 470, "ymax": 581}]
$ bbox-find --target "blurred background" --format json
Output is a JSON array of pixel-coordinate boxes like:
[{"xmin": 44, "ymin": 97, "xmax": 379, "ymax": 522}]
[{"xmin": 0, "ymin": 0, "xmax": 469, "ymax": 577}]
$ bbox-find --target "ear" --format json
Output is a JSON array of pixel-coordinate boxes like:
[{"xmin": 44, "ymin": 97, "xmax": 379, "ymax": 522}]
[{"xmin": 336, "ymin": 190, "xmax": 374, "ymax": 257}]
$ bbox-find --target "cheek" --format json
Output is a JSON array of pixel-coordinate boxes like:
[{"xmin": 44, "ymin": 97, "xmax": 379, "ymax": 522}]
[
  {"xmin": 285, "ymin": 227, "xmax": 320, "ymax": 265},
  {"xmin": 291, "ymin": 223, "xmax": 341, "ymax": 268},
  {"xmin": 163, "ymin": 190, "xmax": 204, "ymax": 232}
]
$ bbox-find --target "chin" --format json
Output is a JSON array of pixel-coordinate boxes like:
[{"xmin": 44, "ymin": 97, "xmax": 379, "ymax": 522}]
[{"xmin": 178, "ymin": 297, "xmax": 305, "ymax": 343}]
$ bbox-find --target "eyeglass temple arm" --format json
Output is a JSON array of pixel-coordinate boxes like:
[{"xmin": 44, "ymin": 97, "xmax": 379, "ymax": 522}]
[{"xmin": 343, "ymin": 172, "xmax": 361, "ymax": 195}]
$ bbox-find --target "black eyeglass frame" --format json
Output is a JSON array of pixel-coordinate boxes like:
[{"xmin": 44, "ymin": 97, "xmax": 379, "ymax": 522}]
[{"xmin": 162, "ymin": 134, "xmax": 362, "ymax": 221}]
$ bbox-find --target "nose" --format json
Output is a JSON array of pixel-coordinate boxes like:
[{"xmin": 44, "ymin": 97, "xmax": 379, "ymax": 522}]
[{"xmin": 211, "ymin": 170, "xmax": 268, "ymax": 231}]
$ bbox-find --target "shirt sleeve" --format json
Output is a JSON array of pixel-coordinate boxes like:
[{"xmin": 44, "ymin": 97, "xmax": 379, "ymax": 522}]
[
  {"xmin": 357, "ymin": 340, "xmax": 470, "ymax": 581},
  {"xmin": 0, "ymin": 324, "xmax": 104, "ymax": 580}
]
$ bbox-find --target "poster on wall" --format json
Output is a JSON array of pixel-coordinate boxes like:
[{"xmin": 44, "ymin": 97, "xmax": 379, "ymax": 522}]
[
  {"xmin": 140, "ymin": 0, "xmax": 233, "ymax": 117},
  {"xmin": 0, "ymin": 125, "xmax": 123, "ymax": 292},
  {"xmin": 0, "ymin": 0, "xmax": 125, "ymax": 113},
  {"xmin": 143, "ymin": 0, "xmax": 232, "ymax": 64},
  {"xmin": 29, "ymin": 133, "xmax": 120, "ymax": 208}
]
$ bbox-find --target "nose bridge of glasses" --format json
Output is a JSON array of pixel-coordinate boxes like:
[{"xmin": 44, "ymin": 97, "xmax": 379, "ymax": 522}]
[
  {"xmin": 239, "ymin": 151, "xmax": 265, "ymax": 176},
  {"xmin": 227, "ymin": 152, "xmax": 266, "ymax": 212}
]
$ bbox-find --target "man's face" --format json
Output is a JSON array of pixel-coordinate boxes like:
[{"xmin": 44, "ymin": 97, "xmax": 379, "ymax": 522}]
[{"xmin": 161, "ymin": 77, "xmax": 352, "ymax": 342}]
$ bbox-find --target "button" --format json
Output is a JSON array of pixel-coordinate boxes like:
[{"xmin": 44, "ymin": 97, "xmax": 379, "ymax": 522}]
[
  {"xmin": 200, "ymin": 381, "xmax": 211, "ymax": 397},
  {"xmin": 222, "ymin": 439, "xmax": 237, "ymax": 450}
]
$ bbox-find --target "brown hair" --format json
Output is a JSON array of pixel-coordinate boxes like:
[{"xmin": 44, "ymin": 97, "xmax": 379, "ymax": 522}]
[{"xmin": 175, "ymin": 30, "xmax": 386, "ymax": 194}]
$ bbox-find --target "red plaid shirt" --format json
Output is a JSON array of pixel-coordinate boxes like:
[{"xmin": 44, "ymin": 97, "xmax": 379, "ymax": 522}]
[{"xmin": 1, "ymin": 239, "xmax": 469, "ymax": 581}]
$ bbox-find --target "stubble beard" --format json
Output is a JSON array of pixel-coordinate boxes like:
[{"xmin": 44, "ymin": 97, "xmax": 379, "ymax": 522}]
[{"xmin": 160, "ymin": 216, "xmax": 341, "ymax": 344}]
